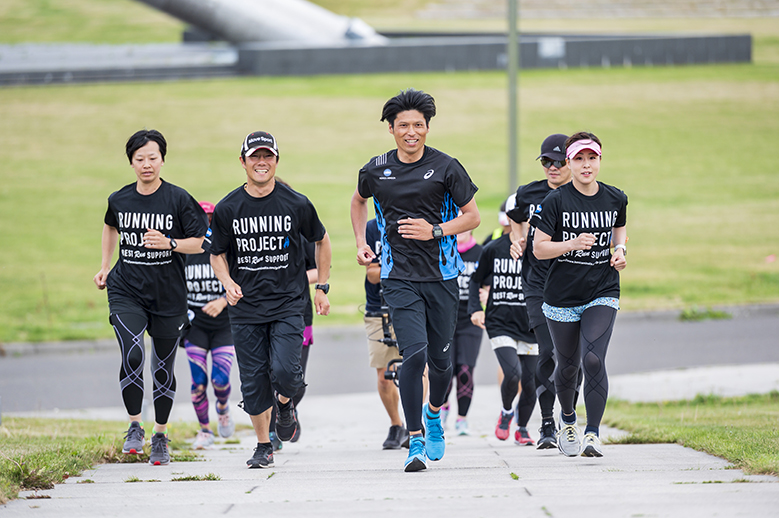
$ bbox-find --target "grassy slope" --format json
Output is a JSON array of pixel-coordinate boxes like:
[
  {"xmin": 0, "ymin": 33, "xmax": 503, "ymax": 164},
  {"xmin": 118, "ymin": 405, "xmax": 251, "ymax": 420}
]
[
  {"xmin": 0, "ymin": 2, "xmax": 777, "ymax": 342},
  {"xmin": 0, "ymin": 0, "xmax": 183, "ymax": 44}
]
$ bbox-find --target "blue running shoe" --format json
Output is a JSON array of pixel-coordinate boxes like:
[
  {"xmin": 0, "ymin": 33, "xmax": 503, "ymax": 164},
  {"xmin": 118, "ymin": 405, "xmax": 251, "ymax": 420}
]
[
  {"xmin": 404, "ymin": 435, "xmax": 427, "ymax": 472},
  {"xmin": 423, "ymin": 403, "xmax": 445, "ymax": 461},
  {"xmin": 269, "ymin": 431, "xmax": 283, "ymax": 452}
]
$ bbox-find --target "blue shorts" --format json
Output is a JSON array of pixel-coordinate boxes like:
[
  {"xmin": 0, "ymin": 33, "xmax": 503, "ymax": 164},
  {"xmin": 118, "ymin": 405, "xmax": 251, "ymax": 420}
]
[{"xmin": 542, "ymin": 297, "xmax": 620, "ymax": 323}]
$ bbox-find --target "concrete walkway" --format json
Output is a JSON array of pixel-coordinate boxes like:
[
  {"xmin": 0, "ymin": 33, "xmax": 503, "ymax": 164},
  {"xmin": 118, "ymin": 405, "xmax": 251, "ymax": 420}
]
[{"xmin": 3, "ymin": 364, "xmax": 779, "ymax": 517}]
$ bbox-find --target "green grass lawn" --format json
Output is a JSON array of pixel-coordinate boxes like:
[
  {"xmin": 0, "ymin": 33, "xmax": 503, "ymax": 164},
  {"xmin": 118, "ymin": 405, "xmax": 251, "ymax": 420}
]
[
  {"xmin": 1, "ymin": 63, "xmax": 777, "ymax": 343},
  {"xmin": 604, "ymin": 392, "xmax": 779, "ymax": 476},
  {"xmin": 0, "ymin": 3, "xmax": 778, "ymax": 343}
]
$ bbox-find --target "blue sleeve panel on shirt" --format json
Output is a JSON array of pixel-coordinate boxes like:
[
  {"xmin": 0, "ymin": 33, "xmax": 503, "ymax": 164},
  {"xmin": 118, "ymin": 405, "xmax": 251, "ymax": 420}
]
[
  {"xmin": 374, "ymin": 200, "xmax": 394, "ymax": 279},
  {"xmin": 437, "ymin": 191, "xmax": 463, "ymax": 280}
]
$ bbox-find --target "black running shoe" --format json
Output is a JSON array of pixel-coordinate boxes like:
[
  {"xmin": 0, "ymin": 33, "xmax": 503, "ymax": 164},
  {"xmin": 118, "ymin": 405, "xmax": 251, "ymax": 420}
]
[
  {"xmin": 247, "ymin": 443, "xmax": 275, "ymax": 469},
  {"xmin": 537, "ymin": 419, "xmax": 558, "ymax": 450},
  {"xmin": 275, "ymin": 399, "xmax": 298, "ymax": 442},
  {"xmin": 290, "ymin": 409, "xmax": 301, "ymax": 443},
  {"xmin": 383, "ymin": 425, "xmax": 408, "ymax": 450}
]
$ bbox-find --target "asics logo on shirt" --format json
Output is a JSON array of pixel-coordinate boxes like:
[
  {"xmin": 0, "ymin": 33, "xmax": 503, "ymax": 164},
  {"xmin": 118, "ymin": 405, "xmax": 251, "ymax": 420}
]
[
  {"xmin": 443, "ymin": 343, "xmax": 450, "ymax": 352},
  {"xmin": 424, "ymin": 169, "xmax": 435, "ymax": 179}
]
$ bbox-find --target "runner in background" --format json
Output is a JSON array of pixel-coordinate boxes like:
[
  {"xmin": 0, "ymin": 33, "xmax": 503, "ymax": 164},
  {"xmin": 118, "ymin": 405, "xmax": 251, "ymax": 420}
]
[
  {"xmin": 363, "ymin": 217, "xmax": 409, "ymax": 449},
  {"xmin": 184, "ymin": 201, "xmax": 236, "ymax": 450},
  {"xmin": 268, "ymin": 178, "xmax": 318, "ymax": 451},
  {"xmin": 440, "ymin": 226, "xmax": 483, "ymax": 436},
  {"xmin": 469, "ymin": 193, "xmax": 538, "ymax": 446},
  {"xmin": 507, "ymin": 133, "xmax": 582, "ymax": 449}
]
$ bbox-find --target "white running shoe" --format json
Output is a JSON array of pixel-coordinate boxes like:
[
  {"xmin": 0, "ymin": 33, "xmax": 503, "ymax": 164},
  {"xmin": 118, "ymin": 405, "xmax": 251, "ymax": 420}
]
[
  {"xmin": 455, "ymin": 417, "xmax": 469, "ymax": 436},
  {"xmin": 192, "ymin": 430, "xmax": 215, "ymax": 450},
  {"xmin": 556, "ymin": 415, "xmax": 582, "ymax": 457},
  {"xmin": 217, "ymin": 411, "xmax": 235, "ymax": 438},
  {"xmin": 440, "ymin": 404, "xmax": 450, "ymax": 429},
  {"xmin": 581, "ymin": 432, "xmax": 603, "ymax": 457}
]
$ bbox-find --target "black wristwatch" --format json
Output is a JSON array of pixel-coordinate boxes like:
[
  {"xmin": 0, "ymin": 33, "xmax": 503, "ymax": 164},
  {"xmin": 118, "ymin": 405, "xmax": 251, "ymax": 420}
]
[
  {"xmin": 169, "ymin": 237, "xmax": 178, "ymax": 250},
  {"xmin": 315, "ymin": 283, "xmax": 330, "ymax": 294},
  {"xmin": 432, "ymin": 224, "xmax": 444, "ymax": 239}
]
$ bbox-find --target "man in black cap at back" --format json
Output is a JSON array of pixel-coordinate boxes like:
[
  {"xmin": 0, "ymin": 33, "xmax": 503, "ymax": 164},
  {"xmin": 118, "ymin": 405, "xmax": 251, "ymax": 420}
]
[{"xmin": 506, "ymin": 133, "xmax": 581, "ymax": 449}]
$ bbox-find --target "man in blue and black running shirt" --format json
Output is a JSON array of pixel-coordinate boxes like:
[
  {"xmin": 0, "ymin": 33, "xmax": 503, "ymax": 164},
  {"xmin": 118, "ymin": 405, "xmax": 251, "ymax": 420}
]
[{"xmin": 350, "ymin": 88, "xmax": 481, "ymax": 472}]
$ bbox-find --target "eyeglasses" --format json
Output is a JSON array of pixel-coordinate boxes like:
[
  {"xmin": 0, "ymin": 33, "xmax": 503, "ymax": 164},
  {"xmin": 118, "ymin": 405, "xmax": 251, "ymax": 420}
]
[{"xmin": 540, "ymin": 158, "xmax": 566, "ymax": 169}]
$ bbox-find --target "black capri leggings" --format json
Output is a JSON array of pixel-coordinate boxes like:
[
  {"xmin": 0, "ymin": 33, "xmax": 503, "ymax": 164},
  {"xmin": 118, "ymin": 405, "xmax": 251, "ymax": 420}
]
[
  {"xmin": 493, "ymin": 347, "xmax": 538, "ymax": 427},
  {"xmin": 547, "ymin": 305, "xmax": 617, "ymax": 430},
  {"xmin": 111, "ymin": 312, "xmax": 180, "ymax": 425}
]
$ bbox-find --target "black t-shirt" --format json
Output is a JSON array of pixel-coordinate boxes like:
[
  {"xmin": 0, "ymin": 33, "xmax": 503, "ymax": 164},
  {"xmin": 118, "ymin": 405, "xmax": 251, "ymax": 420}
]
[
  {"xmin": 364, "ymin": 218, "xmax": 383, "ymax": 313},
  {"xmin": 456, "ymin": 242, "xmax": 482, "ymax": 329},
  {"xmin": 507, "ymin": 180, "xmax": 554, "ymax": 298},
  {"xmin": 357, "ymin": 146, "xmax": 478, "ymax": 282},
  {"xmin": 185, "ymin": 251, "xmax": 229, "ymax": 331},
  {"xmin": 205, "ymin": 182, "xmax": 326, "ymax": 325},
  {"xmin": 104, "ymin": 180, "xmax": 208, "ymax": 316},
  {"xmin": 530, "ymin": 182, "xmax": 628, "ymax": 307},
  {"xmin": 467, "ymin": 234, "xmax": 534, "ymax": 342}
]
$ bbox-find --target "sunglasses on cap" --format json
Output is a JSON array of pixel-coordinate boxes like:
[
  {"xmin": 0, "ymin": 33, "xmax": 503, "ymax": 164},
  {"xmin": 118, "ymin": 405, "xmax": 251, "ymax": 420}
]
[{"xmin": 540, "ymin": 158, "xmax": 566, "ymax": 169}]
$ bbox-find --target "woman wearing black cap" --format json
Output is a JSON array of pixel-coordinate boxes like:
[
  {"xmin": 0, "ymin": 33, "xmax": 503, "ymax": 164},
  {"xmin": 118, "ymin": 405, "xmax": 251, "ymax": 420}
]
[{"xmin": 506, "ymin": 133, "xmax": 583, "ymax": 450}]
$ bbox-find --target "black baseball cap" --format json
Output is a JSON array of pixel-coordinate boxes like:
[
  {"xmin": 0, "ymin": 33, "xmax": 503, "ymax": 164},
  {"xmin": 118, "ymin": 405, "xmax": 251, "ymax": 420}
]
[
  {"xmin": 241, "ymin": 131, "xmax": 279, "ymax": 158},
  {"xmin": 537, "ymin": 133, "xmax": 568, "ymax": 161}
]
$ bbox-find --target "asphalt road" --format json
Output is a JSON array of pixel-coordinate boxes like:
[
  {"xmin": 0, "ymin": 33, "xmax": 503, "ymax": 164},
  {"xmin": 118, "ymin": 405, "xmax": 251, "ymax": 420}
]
[{"xmin": 1, "ymin": 305, "xmax": 777, "ymax": 414}]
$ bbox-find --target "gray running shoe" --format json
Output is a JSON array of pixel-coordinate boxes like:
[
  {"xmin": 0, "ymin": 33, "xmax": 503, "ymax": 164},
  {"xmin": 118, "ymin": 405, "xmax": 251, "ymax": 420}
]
[
  {"xmin": 217, "ymin": 410, "xmax": 235, "ymax": 438},
  {"xmin": 122, "ymin": 421, "xmax": 145, "ymax": 455},
  {"xmin": 382, "ymin": 425, "xmax": 408, "ymax": 450},
  {"xmin": 581, "ymin": 432, "xmax": 603, "ymax": 457},
  {"xmin": 537, "ymin": 419, "xmax": 558, "ymax": 450},
  {"xmin": 247, "ymin": 443, "xmax": 275, "ymax": 469},
  {"xmin": 556, "ymin": 416, "xmax": 582, "ymax": 457},
  {"xmin": 149, "ymin": 432, "xmax": 171, "ymax": 466}
]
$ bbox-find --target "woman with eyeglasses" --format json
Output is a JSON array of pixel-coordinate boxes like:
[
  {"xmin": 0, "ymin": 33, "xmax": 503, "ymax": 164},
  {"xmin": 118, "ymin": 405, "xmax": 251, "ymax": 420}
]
[{"xmin": 529, "ymin": 131, "xmax": 628, "ymax": 458}]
